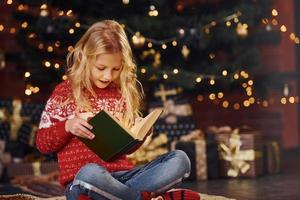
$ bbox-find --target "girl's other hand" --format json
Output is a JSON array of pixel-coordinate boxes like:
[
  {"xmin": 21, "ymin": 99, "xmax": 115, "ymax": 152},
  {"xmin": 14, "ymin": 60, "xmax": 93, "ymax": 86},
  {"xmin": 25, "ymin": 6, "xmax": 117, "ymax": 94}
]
[{"xmin": 65, "ymin": 117, "xmax": 94, "ymax": 140}]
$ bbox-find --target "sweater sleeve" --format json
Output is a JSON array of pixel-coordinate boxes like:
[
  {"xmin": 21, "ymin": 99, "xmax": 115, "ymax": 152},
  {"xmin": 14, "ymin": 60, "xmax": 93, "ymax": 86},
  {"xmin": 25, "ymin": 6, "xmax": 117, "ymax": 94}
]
[{"xmin": 35, "ymin": 82, "xmax": 74, "ymax": 154}]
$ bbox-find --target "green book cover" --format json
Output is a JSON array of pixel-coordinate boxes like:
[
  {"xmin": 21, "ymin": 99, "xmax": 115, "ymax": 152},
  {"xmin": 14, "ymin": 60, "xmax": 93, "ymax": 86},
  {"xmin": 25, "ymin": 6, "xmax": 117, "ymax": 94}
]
[{"xmin": 78, "ymin": 108, "xmax": 163, "ymax": 162}]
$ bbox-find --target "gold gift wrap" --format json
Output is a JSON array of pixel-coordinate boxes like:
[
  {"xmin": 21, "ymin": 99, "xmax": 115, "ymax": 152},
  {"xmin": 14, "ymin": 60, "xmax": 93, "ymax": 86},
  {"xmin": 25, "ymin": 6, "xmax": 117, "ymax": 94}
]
[
  {"xmin": 127, "ymin": 133, "xmax": 168, "ymax": 165},
  {"xmin": 217, "ymin": 129, "xmax": 264, "ymax": 178}
]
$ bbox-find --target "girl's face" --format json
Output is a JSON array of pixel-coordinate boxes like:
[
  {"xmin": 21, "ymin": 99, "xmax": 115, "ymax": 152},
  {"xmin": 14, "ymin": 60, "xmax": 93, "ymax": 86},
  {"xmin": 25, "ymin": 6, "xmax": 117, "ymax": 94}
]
[{"xmin": 91, "ymin": 53, "xmax": 123, "ymax": 89}]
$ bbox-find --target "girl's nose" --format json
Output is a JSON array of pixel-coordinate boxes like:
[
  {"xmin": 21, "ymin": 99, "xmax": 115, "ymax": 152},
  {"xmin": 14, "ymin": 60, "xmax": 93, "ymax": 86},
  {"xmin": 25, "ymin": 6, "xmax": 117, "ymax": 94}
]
[{"xmin": 103, "ymin": 70, "xmax": 112, "ymax": 80}]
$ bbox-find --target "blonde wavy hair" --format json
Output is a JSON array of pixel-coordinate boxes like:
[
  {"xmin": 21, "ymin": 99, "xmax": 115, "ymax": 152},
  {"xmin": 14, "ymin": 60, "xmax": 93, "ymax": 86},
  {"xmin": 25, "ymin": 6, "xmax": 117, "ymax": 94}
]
[{"xmin": 66, "ymin": 20, "xmax": 143, "ymax": 126}]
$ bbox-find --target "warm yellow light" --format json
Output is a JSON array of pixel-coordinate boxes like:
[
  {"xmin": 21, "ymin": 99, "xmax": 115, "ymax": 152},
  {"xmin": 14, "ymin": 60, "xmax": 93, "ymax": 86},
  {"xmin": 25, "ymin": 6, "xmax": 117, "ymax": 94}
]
[
  {"xmin": 9, "ymin": 27, "xmax": 16, "ymax": 34},
  {"xmin": 162, "ymin": 44, "xmax": 167, "ymax": 49},
  {"xmin": 222, "ymin": 101, "xmax": 229, "ymax": 108},
  {"xmin": 25, "ymin": 89, "xmax": 32, "ymax": 95},
  {"xmin": 248, "ymin": 80, "xmax": 253, "ymax": 85},
  {"xmin": 24, "ymin": 72, "xmax": 31, "ymax": 78},
  {"xmin": 141, "ymin": 68, "xmax": 146, "ymax": 74},
  {"xmin": 290, "ymin": 33, "xmax": 296, "ymax": 40},
  {"xmin": 280, "ymin": 25, "xmax": 287, "ymax": 32},
  {"xmin": 289, "ymin": 96, "xmax": 295, "ymax": 104},
  {"xmin": 262, "ymin": 100, "xmax": 269, "ymax": 107},
  {"xmin": 40, "ymin": 10, "xmax": 49, "ymax": 17},
  {"xmin": 55, "ymin": 41, "xmax": 61, "ymax": 47},
  {"xmin": 233, "ymin": 73, "xmax": 239, "ymax": 79},
  {"xmin": 249, "ymin": 97, "xmax": 255, "ymax": 104},
  {"xmin": 38, "ymin": 43, "xmax": 44, "ymax": 49},
  {"xmin": 147, "ymin": 42, "xmax": 153, "ymax": 48},
  {"xmin": 281, "ymin": 97, "xmax": 287, "ymax": 104},
  {"xmin": 233, "ymin": 103, "xmax": 240, "ymax": 110},
  {"xmin": 62, "ymin": 75, "xmax": 68, "ymax": 80},
  {"xmin": 209, "ymin": 93, "xmax": 216, "ymax": 100},
  {"xmin": 24, "ymin": 72, "xmax": 30, "ymax": 78},
  {"xmin": 0, "ymin": 25, "xmax": 4, "ymax": 31},
  {"xmin": 271, "ymin": 19, "xmax": 278, "ymax": 26},
  {"xmin": 172, "ymin": 41, "xmax": 177, "ymax": 46},
  {"xmin": 7, "ymin": 0, "xmax": 13, "ymax": 5},
  {"xmin": 75, "ymin": 22, "xmax": 81, "ymax": 28},
  {"xmin": 66, "ymin": 10, "xmax": 73, "ymax": 16},
  {"xmin": 247, "ymin": 91, "xmax": 252, "ymax": 96},
  {"xmin": 21, "ymin": 22, "xmax": 28, "ymax": 28},
  {"xmin": 163, "ymin": 74, "xmax": 168, "ymax": 79},
  {"xmin": 234, "ymin": 18, "xmax": 239, "ymax": 23},
  {"xmin": 209, "ymin": 53, "xmax": 215, "ymax": 59},
  {"xmin": 69, "ymin": 28, "xmax": 75, "ymax": 34},
  {"xmin": 54, "ymin": 63, "xmax": 60, "ymax": 69},
  {"xmin": 196, "ymin": 77, "xmax": 202, "ymax": 83},
  {"xmin": 295, "ymin": 38, "xmax": 300, "ymax": 44},
  {"xmin": 210, "ymin": 79, "xmax": 215, "ymax": 85},
  {"xmin": 58, "ymin": 10, "xmax": 64, "ymax": 16},
  {"xmin": 40, "ymin": 4, "xmax": 47, "ymax": 9},
  {"xmin": 272, "ymin": 9, "xmax": 278, "ymax": 16},
  {"xmin": 32, "ymin": 86, "xmax": 40, "ymax": 93},
  {"xmin": 243, "ymin": 100, "xmax": 250, "ymax": 107},
  {"xmin": 242, "ymin": 83, "xmax": 248, "ymax": 88},
  {"xmin": 44, "ymin": 61, "xmax": 51, "ymax": 67},
  {"xmin": 217, "ymin": 92, "xmax": 224, "ymax": 98},
  {"xmin": 173, "ymin": 68, "xmax": 179, "ymax": 74},
  {"xmin": 47, "ymin": 46, "xmax": 53, "ymax": 52},
  {"xmin": 122, "ymin": 0, "xmax": 130, "ymax": 4},
  {"xmin": 148, "ymin": 10, "xmax": 158, "ymax": 16},
  {"xmin": 222, "ymin": 70, "xmax": 228, "ymax": 76},
  {"xmin": 226, "ymin": 21, "xmax": 231, "ymax": 27}
]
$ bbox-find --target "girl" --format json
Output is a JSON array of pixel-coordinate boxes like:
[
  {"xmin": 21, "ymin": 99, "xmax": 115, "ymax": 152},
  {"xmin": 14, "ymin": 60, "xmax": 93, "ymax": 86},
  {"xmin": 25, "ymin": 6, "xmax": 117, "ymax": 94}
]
[{"xmin": 36, "ymin": 20, "xmax": 200, "ymax": 200}]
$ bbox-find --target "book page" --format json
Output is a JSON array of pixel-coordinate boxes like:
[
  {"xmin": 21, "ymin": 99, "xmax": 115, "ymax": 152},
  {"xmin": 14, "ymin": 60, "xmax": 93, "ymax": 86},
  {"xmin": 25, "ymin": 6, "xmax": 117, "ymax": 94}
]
[{"xmin": 130, "ymin": 108, "xmax": 163, "ymax": 140}]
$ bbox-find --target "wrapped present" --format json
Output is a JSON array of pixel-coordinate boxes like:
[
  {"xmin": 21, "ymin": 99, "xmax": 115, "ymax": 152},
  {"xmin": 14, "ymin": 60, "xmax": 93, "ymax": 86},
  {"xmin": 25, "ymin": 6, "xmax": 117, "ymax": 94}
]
[
  {"xmin": 205, "ymin": 133, "xmax": 220, "ymax": 179},
  {"xmin": 204, "ymin": 126, "xmax": 231, "ymax": 179},
  {"xmin": 171, "ymin": 130, "xmax": 207, "ymax": 181},
  {"xmin": 216, "ymin": 128, "xmax": 263, "ymax": 178},
  {"xmin": 4, "ymin": 161, "xmax": 58, "ymax": 178},
  {"xmin": 149, "ymin": 99, "xmax": 197, "ymax": 141},
  {"xmin": 263, "ymin": 141, "xmax": 281, "ymax": 174}
]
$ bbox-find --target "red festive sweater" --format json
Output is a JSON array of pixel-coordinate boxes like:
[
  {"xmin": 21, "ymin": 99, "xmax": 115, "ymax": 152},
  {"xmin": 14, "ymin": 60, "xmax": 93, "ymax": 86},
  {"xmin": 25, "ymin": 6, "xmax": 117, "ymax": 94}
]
[{"xmin": 35, "ymin": 80, "xmax": 134, "ymax": 186}]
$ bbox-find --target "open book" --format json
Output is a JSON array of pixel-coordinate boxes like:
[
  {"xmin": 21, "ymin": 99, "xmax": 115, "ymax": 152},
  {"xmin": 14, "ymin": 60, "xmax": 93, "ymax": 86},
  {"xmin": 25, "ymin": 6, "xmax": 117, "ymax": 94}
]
[{"xmin": 78, "ymin": 108, "xmax": 163, "ymax": 162}]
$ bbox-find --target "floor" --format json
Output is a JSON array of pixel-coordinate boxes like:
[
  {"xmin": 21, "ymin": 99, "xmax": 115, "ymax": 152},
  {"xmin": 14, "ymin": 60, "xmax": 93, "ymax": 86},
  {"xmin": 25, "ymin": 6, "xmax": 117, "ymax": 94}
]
[{"xmin": 182, "ymin": 148, "xmax": 300, "ymax": 200}]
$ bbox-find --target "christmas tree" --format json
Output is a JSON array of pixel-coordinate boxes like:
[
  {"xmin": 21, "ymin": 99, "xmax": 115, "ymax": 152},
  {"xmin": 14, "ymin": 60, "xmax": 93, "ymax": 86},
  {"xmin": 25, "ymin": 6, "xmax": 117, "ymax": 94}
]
[{"xmin": 5, "ymin": 0, "xmax": 276, "ymax": 98}]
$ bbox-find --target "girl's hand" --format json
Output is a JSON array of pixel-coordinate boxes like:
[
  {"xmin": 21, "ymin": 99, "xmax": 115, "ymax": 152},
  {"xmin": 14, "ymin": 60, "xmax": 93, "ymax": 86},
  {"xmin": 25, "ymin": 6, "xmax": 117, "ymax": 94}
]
[{"xmin": 65, "ymin": 117, "xmax": 94, "ymax": 140}]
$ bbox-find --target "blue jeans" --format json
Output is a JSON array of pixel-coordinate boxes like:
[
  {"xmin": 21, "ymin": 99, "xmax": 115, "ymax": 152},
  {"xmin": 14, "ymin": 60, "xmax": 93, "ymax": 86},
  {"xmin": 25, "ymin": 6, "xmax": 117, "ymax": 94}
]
[{"xmin": 65, "ymin": 150, "xmax": 191, "ymax": 200}]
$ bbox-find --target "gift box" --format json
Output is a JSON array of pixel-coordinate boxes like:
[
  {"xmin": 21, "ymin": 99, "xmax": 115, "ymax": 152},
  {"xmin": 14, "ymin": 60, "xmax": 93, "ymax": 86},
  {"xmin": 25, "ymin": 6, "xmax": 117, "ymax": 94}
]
[
  {"xmin": 171, "ymin": 130, "xmax": 207, "ymax": 181},
  {"xmin": 216, "ymin": 129, "xmax": 264, "ymax": 178},
  {"xmin": 4, "ymin": 161, "xmax": 58, "ymax": 178},
  {"xmin": 263, "ymin": 141, "xmax": 281, "ymax": 175},
  {"xmin": 205, "ymin": 133, "xmax": 220, "ymax": 179},
  {"xmin": 149, "ymin": 99, "xmax": 197, "ymax": 141}
]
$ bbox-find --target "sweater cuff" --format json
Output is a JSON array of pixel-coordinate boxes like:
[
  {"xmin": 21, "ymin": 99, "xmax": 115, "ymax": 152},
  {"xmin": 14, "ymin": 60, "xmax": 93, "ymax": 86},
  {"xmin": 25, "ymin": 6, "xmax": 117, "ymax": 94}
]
[{"xmin": 54, "ymin": 120, "xmax": 73, "ymax": 141}]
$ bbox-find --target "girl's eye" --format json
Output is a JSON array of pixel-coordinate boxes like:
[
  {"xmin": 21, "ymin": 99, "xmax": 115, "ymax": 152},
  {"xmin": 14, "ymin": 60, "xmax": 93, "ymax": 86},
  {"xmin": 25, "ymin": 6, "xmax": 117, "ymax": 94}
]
[
  {"xmin": 96, "ymin": 67, "xmax": 105, "ymax": 71},
  {"xmin": 114, "ymin": 68, "xmax": 121, "ymax": 71}
]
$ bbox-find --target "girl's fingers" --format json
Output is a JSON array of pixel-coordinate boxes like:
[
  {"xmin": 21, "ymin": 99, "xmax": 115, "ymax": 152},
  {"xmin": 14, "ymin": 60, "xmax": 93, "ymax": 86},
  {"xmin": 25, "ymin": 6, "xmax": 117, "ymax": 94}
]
[
  {"xmin": 81, "ymin": 120, "xmax": 93, "ymax": 130},
  {"xmin": 78, "ymin": 125, "xmax": 94, "ymax": 139}
]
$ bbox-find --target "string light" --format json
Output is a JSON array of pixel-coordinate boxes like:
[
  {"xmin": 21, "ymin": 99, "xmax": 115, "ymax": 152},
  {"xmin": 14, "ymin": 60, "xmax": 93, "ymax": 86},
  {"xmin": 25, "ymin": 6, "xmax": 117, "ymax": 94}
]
[
  {"xmin": 24, "ymin": 72, "xmax": 30, "ymax": 78},
  {"xmin": 62, "ymin": 75, "xmax": 68, "ymax": 80}
]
